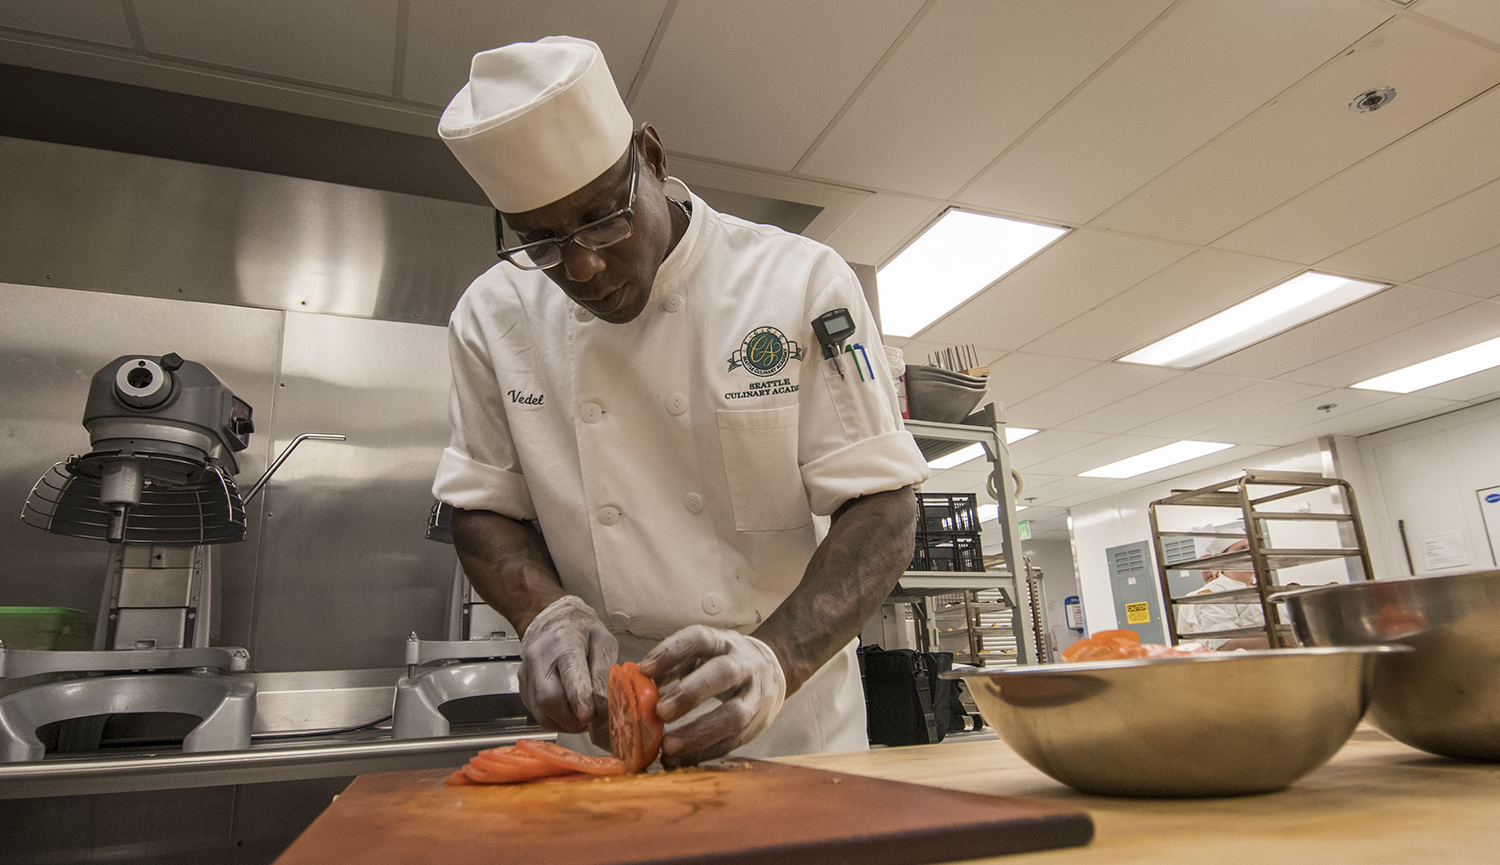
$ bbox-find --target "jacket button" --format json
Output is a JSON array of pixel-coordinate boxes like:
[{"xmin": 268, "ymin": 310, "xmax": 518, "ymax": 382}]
[
  {"xmin": 662, "ymin": 294, "xmax": 684, "ymax": 313},
  {"xmin": 683, "ymin": 492, "xmax": 704, "ymax": 513},
  {"xmin": 665, "ymin": 393, "xmax": 688, "ymax": 416},
  {"xmin": 574, "ymin": 305, "xmax": 594, "ymax": 322},
  {"xmin": 609, "ymin": 611, "xmax": 632, "ymax": 628},
  {"xmin": 599, "ymin": 506, "xmax": 621, "ymax": 526},
  {"xmin": 580, "ymin": 402, "xmax": 603, "ymax": 423},
  {"xmin": 702, "ymin": 593, "xmax": 724, "ymax": 615}
]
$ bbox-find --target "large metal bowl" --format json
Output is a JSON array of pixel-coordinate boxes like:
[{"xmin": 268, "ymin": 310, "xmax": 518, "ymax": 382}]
[
  {"xmin": 944, "ymin": 646, "xmax": 1400, "ymax": 797},
  {"xmin": 1283, "ymin": 570, "xmax": 1500, "ymax": 761}
]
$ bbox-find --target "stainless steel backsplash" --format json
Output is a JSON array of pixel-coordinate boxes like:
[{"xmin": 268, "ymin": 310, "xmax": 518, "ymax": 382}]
[{"xmin": 0, "ymin": 135, "xmax": 496, "ymax": 671}]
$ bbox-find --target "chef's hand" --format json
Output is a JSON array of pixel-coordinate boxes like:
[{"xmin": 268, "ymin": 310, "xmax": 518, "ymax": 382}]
[
  {"xmin": 639, "ymin": 625, "xmax": 786, "ymax": 768},
  {"xmin": 519, "ymin": 595, "xmax": 618, "ymax": 736}
]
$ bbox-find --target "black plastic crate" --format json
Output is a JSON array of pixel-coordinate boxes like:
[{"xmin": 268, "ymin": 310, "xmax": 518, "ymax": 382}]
[
  {"xmin": 916, "ymin": 493, "xmax": 980, "ymax": 534},
  {"xmin": 909, "ymin": 532, "xmax": 984, "ymax": 572}
]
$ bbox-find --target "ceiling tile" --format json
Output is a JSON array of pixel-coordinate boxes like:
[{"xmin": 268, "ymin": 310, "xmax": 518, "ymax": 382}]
[
  {"xmin": 1007, "ymin": 363, "xmax": 1181, "ymax": 429},
  {"xmin": 1008, "ymin": 429, "xmax": 1110, "ymax": 471},
  {"xmin": 1418, "ymin": 0, "xmax": 1500, "ymax": 44},
  {"xmin": 1413, "ymin": 244, "xmax": 1500, "ymax": 297},
  {"xmin": 1021, "ymin": 248, "xmax": 1300, "ymax": 360},
  {"xmin": 799, "ymin": 0, "xmax": 1170, "ymax": 197},
  {"xmin": 632, "ymin": 0, "xmax": 924, "ymax": 171},
  {"xmin": 1319, "ymin": 176, "xmax": 1500, "ymax": 282},
  {"xmin": 1277, "ymin": 300, "xmax": 1500, "ymax": 387},
  {"xmin": 1020, "ymin": 474, "xmax": 1127, "ymax": 507},
  {"xmin": 1059, "ymin": 372, "xmax": 1262, "ymax": 434},
  {"xmin": 822, "ymin": 193, "xmax": 942, "ymax": 268},
  {"xmin": 982, "ymin": 352, "xmax": 1100, "ymax": 409},
  {"xmin": 1254, "ymin": 393, "xmax": 1464, "ymax": 445},
  {"xmin": 1128, "ymin": 380, "xmax": 1335, "ymax": 439},
  {"xmin": 133, "ymin": 0, "xmax": 401, "ymax": 95},
  {"xmin": 920, "ymin": 228, "xmax": 1194, "ymax": 349},
  {"xmin": 1199, "ymin": 285, "xmax": 1481, "ymax": 379},
  {"xmin": 1094, "ymin": 17, "xmax": 1500, "ymax": 245},
  {"xmin": 1214, "ymin": 84, "xmax": 1500, "ymax": 263},
  {"xmin": 958, "ymin": 0, "xmax": 1392, "ymax": 224},
  {"xmin": 402, "ymin": 0, "xmax": 667, "ymax": 107},
  {"xmin": 1200, "ymin": 388, "xmax": 1395, "ymax": 444},
  {"xmin": 0, "ymin": 0, "xmax": 133, "ymax": 46}
]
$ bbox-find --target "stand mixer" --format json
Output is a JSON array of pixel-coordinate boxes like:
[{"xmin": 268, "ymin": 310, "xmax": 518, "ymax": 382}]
[{"xmin": 2, "ymin": 352, "xmax": 341, "ymax": 761}]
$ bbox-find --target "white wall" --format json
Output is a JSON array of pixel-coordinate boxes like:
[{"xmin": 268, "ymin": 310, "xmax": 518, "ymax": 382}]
[
  {"xmin": 1066, "ymin": 441, "xmax": 1334, "ymax": 634},
  {"xmin": 1354, "ymin": 400, "xmax": 1500, "ymax": 579},
  {"xmin": 1016, "ymin": 537, "xmax": 1083, "ymax": 660}
]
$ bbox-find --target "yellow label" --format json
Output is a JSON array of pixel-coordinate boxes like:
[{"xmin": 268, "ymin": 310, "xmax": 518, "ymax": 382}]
[{"xmin": 1125, "ymin": 602, "xmax": 1150, "ymax": 624}]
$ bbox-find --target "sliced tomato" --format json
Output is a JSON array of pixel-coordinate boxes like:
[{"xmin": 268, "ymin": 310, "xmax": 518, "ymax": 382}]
[
  {"xmin": 609, "ymin": 661, "xmax": 663, "ymax": 773},
  {"xmin": 514, "ymin": 738, "xmax": 627, "ymax": 775},
  {"xmin": 1088, "ymin": 629, "xmax": 1141, "ymax": 646},
  {"xmin": 446, "ymin": 769, "xmax": 478, "ymax": 786},
  {"xmin": 469, "ymin": 750, "xmax": 573, "ymax": 781}
]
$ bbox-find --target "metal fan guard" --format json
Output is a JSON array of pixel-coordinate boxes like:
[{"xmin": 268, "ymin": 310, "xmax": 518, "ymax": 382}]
[{"xmin": 20, "ymin": 459, "xmax": 246, "ymax": 545}]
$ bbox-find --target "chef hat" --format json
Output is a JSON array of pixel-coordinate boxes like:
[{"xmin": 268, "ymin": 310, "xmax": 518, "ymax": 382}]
[
  {"xmin": 1192, "ymin": 525, "xmax": 1240, "ymax": 560},
  {"xmin": 439, "ymin": 36, "xmax": 634, "ymax": 213}
]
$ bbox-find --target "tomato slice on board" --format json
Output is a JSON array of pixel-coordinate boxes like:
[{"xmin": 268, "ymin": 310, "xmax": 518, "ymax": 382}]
[
  {"xmin": 609, "ymin": 662, "xmax": 664, "ymax": 773},
  {"xmin": 469, "ymin": 751, "xmax": 574, "ymax": 781},
  {"xmin": 514, "ymin": 738, "xmax": 627, "ymax": 775},
  {"xmin": 446, "ymin": 769, "xmax": 478, "ymax": 786}
]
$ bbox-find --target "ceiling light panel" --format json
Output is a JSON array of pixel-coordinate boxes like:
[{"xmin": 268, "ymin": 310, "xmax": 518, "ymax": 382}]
[
  {"xmin": 878, "ymin": 210, "xmax": 1067, "ymax": 338},
  {"xmin": 1080, "ymin": 440, "xmax": 1233, "ymax": 479},
  {"xmin": 1353, "ymin": 335, "xmax": 1500, "ymax": 393},
  {"xmin": 1119, "ymin": 272, "xmax": 1388, "ymax": 369}
]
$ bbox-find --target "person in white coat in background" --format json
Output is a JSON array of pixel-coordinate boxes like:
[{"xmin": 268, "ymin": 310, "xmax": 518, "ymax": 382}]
[
  {"xmin": 430, "ymin": 36, "xmax": 930, "ymax": 767},
  {"xmin": 1177, "ymin": 537, "xmax": 1270, "ymax": 650}
]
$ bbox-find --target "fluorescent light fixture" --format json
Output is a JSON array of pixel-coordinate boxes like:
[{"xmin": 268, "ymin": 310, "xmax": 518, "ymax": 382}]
[
  {"xmin": 1080, "ymin": 441, "xmax": 1233, "ymax": 479},
  {"xmin": 978, "ymin": 503, "xmax": 999, "ymax": 523},
  {"xmin": 1006, "ymin": 426, "xmax": 1039, "ymax": 444},
  {"xmin": 1353, "ymin": 335, "xmax": 1500, "ymax": 393},
  {"xmin": 1119, "ymin": 272, "xmax": 1387, "ymax": 369},
  {"xmin": 928, "ymin": 443, "xmax": 985, "ymax": 469},
  {"xmin": 877, "ymin": 210, "xmax": 1067, "ymax": 337}
]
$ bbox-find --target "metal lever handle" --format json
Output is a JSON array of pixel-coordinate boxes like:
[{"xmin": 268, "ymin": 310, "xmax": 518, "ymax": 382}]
[{"xmin": 244, "ymin": 433, "xmax": 347, "ymax": 504}]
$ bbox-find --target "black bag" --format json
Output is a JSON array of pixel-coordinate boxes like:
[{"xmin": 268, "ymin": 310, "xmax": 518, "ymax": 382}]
[{"xmin": 858, "ymin": 645, "xmax": 967, "ymax": 746}]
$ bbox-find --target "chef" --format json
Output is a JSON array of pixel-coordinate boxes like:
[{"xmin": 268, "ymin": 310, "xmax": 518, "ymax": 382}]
[
  {"xmin": 431, "ymin": 36, "xmax": 929, "ymax": 767},
  {"xmin": 1177, "ymin": 538, "xmax": 1269, "ymax": 650}
]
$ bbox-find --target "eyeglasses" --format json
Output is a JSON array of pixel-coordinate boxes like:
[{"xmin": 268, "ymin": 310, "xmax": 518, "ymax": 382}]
[{"xmin": 494, "ymin": 136, "xmax": 639, "ymax": 271}]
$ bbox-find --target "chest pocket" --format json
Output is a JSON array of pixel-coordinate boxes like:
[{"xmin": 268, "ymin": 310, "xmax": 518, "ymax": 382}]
[{"xmin": 717, "ymin": 405, "xmax": 812, "ymax": 532}]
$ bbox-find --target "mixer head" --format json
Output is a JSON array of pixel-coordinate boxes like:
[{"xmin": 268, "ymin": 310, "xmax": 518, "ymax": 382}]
[{"xmin": 21, "ymin": 352, "xmax": 255, "ymax": 544}]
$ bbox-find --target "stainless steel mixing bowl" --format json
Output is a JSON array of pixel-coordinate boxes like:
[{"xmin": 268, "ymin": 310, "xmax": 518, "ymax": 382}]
[
  {"xmin": 1284, "ymin": 570, "xmax": 1500, "ymax": 761},
  {"xmin": 944, "ymin": 646, "xmax": 1401, "ymax": 797}
]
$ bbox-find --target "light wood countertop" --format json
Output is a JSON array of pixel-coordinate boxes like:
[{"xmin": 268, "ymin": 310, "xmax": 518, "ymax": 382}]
[{"xmin": 776, "ymin": 727, "xmax": 1500, "ymax": 864}]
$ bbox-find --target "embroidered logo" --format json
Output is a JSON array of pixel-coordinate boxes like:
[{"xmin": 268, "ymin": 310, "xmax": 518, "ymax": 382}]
[
  {"xmin": 507, "ymin": 389, "xmax": 544, "ymax": 406},
  {"xmin": 727, "ymin": 326, "xmax": 803, "ymax": 378}
]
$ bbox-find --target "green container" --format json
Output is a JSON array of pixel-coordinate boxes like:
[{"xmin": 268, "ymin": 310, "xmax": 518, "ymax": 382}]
[{"xmin": 0, "ymin": 607, "xmax": 95, "ymax": 651}]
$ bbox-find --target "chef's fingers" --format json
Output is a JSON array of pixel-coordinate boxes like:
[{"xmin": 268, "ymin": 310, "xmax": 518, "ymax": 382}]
[
  {"xmin": 654, "ymin": 653, "xmax": 745, "ymax": 723},
  {"xmin": 554, "ymin": 644, "xmax": 602, "ymax": 728},
  {"xmin": 523, "ymin": 667, "xmax": 587, "ymax": 733},
  {"xmin": 640, "ymin": 624, "xmax": 726, "ymax": 683},
  {"xmin": 659, "ymin": 699, "xmax": 751, "ymax": 768}
]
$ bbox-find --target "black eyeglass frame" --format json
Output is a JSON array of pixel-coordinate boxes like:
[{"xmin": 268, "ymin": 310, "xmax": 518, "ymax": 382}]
[{"xmin": 493, "ymin": 134, "xmax": 640, "ymax": 271}]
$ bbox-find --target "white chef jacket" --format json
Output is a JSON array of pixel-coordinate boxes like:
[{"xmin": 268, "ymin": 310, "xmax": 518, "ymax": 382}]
[
  {"xmin": 1176, "ymin": 575, "xmax": 1264, "ymax": 649},
  {"xmin": 433, "ymin": 183, "xmax": 930, "ymax": 755}
]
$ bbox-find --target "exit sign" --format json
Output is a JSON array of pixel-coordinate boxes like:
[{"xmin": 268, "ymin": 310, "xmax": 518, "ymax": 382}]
[{"xmin": 1019, "ymin": 520, "xmax": 1031, "ymax": 540}]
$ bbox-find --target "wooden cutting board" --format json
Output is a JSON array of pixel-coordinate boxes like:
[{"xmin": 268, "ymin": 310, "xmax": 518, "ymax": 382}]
[{"xmin": 274, "ymin": 758, "xmax": 1092, "ymax": 865}]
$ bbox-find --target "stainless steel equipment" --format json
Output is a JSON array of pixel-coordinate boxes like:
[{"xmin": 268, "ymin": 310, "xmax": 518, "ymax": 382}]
[
  {"xmin": 390, "ymin": 502, "xmax": 524, "ymax": 739},
  {"xmin": 2, "ymin": 353, "xmax": 342, "ymax": 761},
  {"xmin": 944, "ymin": 646, "xmax": 1403, "ymax": 797},
  {"xmin": 1284, "ymin": 570, "xmax": 1500, "ymax": 761}
]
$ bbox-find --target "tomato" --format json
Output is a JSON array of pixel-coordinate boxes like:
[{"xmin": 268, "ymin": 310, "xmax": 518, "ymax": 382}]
[
  {"xmin": 446, "ymin": 769, "xmax": 477, "ymax": 786},
  {"xmin": 514, "ymin": 738, "xmax": 627, "ymax": 775},
  {"xmin": 469, "ymin": 747, "xmax": 573, "ymax": 782},
  {"xmin": 609, "ymin": 661, "xmax": 663, "ymax": 772},
  {"xmin": 1088, "ymin": 629, "xmax": 1141, "ymax": 646}
]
